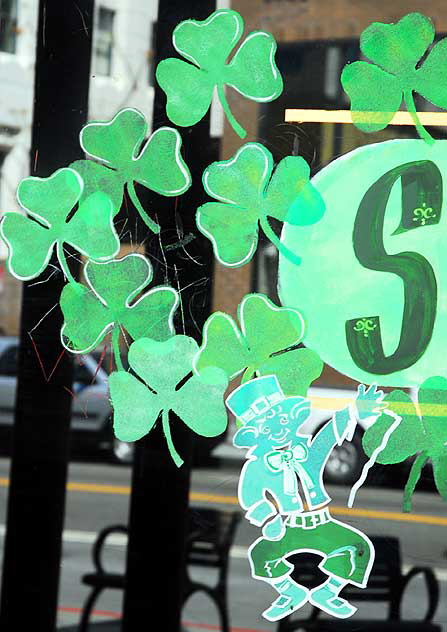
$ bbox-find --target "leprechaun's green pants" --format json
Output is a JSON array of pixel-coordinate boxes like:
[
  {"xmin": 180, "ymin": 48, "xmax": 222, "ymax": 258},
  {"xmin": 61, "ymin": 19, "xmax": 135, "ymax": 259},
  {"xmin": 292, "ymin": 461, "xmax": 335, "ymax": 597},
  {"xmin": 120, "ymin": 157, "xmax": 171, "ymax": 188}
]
[{"xmin": 250, "ymin": 514, "xmax": 373, "ymax": 587}]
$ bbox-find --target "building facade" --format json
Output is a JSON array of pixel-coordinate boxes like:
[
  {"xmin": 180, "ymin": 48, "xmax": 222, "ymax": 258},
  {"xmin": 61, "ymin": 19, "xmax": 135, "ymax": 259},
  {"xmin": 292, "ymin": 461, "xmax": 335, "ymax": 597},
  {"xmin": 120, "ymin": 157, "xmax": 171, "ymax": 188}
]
[
  {"xmin": 0, "ymin": 0, "xmax": 157, "ymax": 333},
  {"xmin": 1, "ymin": 0, "xmax": 445, "ymax": 388}
]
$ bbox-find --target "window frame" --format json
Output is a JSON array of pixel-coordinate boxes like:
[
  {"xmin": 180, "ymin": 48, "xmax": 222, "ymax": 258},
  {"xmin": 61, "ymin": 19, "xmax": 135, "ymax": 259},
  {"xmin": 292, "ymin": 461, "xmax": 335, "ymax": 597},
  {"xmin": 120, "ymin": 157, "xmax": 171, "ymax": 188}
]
[
  {"xmin": 0, "ymin": 0, "xmax": 18, "ymax": 55},
  {"xmin": 93, "ymin": 5, "xmax": 115, "ymax": 77}
]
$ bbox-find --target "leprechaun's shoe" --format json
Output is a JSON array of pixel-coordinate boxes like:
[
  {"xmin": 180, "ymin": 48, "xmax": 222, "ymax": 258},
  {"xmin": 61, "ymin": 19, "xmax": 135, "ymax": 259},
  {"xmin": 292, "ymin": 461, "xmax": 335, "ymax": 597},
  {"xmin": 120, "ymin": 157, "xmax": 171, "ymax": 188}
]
[
  {"xmin": 262, "ymin": 578, "xmax": 309, "ymax": 622},
  {"xmin": 309, "ymin": 582, "xmax": 357, "ymax": 619}
]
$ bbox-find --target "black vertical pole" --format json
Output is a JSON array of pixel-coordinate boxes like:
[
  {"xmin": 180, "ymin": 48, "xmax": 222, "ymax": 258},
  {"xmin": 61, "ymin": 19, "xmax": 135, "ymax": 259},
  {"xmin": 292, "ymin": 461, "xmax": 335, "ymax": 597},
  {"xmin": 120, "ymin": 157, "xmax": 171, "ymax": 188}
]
[
  {"xmin": 0, "ymin": 2, "xmax": 94, "ymax": 630},
  {"xmin": 122, "ymin": 1, "xmax": 216, "ymax": 630}
]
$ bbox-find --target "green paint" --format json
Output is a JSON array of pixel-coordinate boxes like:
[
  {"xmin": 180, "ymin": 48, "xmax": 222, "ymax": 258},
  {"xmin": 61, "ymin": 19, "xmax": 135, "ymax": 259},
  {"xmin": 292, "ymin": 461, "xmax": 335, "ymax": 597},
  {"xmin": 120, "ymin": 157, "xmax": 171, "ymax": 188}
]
[
  {"xmin": 194, "ymin": 293, "xmax": 323, "ymax": 396},
  {"xmin": 341, "ymin": 12, "xmax": 447, "ymax": 144},
  {"xmin": 250, "ymin": 520, "xmax": 372, "ymax": 586},
  {"xmin": 156, "ymin": 9, "xmax": 283, "ymax": 138},
  {"xmin": 279, "ymin": 139, "xmax": 447, "ymax": 387},
  {"xmin": 72, "ymin": 108, "xmax": 191, "ymax": 233},
  {"xmin": 196, "ymin": 143, "xmax": 325, "ymax": 268},
  {"xmin": 60, "ymin": 253, "xmax": 178, "ymax": 358},
  {"xmin": 363, "ymin": 376, "xmax": 447, "ymax": 510},
  {"xmin": 0, "ymin": 168, "xmax": 119, "ymax": 281},
  {"xmin": 109, "ymin": 335, "xmax": 228, "ymax": 466},
  {"xmin": 346, "ymin": 160, "xmax": 441, "ymax": 374}
]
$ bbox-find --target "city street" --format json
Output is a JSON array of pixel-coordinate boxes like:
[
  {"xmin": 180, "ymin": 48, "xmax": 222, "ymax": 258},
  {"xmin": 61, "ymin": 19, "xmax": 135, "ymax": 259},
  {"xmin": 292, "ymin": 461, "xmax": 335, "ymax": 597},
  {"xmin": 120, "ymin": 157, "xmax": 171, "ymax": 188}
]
[{"xmin": 0, "ymin": 456, "xmax": 445, "ymax": 630}]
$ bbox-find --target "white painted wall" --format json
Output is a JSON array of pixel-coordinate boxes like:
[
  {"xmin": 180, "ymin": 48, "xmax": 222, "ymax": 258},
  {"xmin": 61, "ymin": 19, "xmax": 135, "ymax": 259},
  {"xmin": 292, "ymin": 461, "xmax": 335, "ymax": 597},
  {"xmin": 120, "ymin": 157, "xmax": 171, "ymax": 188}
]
[
  {"xmin": 0, "ymin": 0, "xmax": 158, "ymax": 257},
  {"xmin": 0, "ymin": 0, "xmax": 37, "ymax": 227},
  {"xmin": 88, "ymin": 0, "xmax": 157, "ymax": 122},
  {"xmin": 0, "ymin": 0, "xmax": 231, "ymax": 259}
]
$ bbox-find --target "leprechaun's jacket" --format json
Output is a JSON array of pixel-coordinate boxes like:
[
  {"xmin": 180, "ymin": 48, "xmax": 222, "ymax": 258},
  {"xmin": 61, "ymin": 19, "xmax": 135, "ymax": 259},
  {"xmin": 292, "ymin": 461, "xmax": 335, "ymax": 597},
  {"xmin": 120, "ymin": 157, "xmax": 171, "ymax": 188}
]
[
  {"xmin": 239, "ymin": 405, "xmax": 357, "ymax": 514},
  {"xmin": 267, "ymin": 405, "xmax": 357, "ymax": 510}
]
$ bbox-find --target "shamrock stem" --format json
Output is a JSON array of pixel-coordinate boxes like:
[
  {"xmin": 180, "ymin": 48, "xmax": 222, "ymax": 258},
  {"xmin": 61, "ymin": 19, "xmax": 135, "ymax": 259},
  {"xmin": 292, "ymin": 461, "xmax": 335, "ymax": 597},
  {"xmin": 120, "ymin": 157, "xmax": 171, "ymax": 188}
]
[
  {"xmin": 217, "ymin": 84, "xmax": 247, "ymax": 139},
  {"xmin": 112, "ymin": 326, "xmax": 125, "ymax": 372},
  {"xmin": 127, "ymin": 180, "xmax": 161, "ymax": 234},
  {"xmin": 260, "ymin": 216, "xmax": 302, "ymax": 266},
  {"xmin": 162, "ymin": 409, "xmax": 184, "ymax": 467},
  {"xmin": 404, "ymin": 90, "xmax": 434, "ymax": 146},
  {"xmin": 403, "ymin": 451, "xmax": 428, "ymax": 512},
  {"xmin": 57, "ymin": 242, "xmax": 78, "ymax": 287}
]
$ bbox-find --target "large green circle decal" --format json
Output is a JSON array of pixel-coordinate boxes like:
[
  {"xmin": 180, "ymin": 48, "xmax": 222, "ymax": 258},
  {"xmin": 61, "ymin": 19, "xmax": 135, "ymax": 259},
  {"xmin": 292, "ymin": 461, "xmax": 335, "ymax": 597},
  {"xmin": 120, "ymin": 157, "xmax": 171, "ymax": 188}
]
[{"xmin": 279, "ymin": 139, "xmax": 447, "ymax": 387}]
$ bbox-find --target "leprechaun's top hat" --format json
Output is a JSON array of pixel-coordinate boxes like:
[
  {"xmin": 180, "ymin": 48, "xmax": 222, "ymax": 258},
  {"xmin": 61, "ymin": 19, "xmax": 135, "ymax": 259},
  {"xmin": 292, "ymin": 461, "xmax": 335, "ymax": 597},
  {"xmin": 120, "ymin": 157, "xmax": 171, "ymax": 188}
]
[
  {"xmin": 226, "ymin": 375, "xmax": 311, "ymax": 428},
  {"xmin": 226, "ymin": 375, "xmax": 282, "ymax": 425}
]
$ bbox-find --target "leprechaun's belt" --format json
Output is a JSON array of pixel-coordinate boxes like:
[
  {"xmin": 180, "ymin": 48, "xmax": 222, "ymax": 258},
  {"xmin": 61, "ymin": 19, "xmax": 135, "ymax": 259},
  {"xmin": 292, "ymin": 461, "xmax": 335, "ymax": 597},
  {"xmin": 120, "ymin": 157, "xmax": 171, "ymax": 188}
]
[{"xmin": 285, "ymin": 507, "xmax": 331, "ymax": 529}]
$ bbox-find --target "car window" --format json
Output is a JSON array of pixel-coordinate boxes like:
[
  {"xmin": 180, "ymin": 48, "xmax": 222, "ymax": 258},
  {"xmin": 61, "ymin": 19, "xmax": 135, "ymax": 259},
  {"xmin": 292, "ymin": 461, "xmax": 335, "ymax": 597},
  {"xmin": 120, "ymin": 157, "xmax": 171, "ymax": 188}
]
[
  {"xmin": 74, "ymin": 358, "xmax": 96, "ymax": 385},
  {"xmin": 0, "ymin": 346, "xmax": 18, "ymax": 377}
]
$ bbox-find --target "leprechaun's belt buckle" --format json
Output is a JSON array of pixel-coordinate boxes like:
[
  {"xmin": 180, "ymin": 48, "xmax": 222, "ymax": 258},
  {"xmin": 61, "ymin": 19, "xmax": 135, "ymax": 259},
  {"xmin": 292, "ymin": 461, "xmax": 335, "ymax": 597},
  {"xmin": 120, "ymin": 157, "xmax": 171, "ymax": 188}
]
[
  {"xmin": 303, "ymin": 512, "xmax": 321, "ymax": 529},
  {"xmin": 301, "ymin": 508, "xmax": 330, "ymax": 529}
]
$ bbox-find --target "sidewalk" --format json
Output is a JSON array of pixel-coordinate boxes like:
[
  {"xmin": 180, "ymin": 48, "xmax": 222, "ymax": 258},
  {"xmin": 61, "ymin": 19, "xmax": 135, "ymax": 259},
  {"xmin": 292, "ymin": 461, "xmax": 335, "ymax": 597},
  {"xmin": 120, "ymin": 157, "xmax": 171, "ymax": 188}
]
[{"xmin": 60, "ymin": 623, "xmax": 190, "ymax": 631}]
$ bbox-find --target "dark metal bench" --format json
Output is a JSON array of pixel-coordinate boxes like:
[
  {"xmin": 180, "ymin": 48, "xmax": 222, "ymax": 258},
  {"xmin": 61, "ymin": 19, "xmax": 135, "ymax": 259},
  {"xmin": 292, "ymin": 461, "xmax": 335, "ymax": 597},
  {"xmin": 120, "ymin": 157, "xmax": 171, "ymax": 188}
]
[
  {"xmin": 78, "ymin": 508, "xmax": 240, "ymax": 632},
  {"xmin": 277, "ymin": 535, "xmax": 440, "ymax": 631}
]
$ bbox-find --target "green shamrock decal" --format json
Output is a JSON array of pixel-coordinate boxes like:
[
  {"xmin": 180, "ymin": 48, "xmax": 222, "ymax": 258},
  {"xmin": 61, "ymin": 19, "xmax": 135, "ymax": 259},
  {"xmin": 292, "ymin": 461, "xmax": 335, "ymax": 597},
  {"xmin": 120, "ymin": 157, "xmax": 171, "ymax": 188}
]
[
  {"xmin": 0, "ymin": 168, "xmax": 119, "ymax": 282},
  {"xmin": 196, "ymin": 143, "xmax": 325, "ymax": 268},
  {"xmin": 60, "ymin": 254, "xmax": 178, "ymax": 368},
  {"xmin": 110, "ymin": 335, "xmax": 229, "ymax": 466},
  {"xmin": 363, "ymin": 376, "xmax": 447, "ymax": 512},
  {"xmin": 194, "ymin": 293, "xmax": 323, "ymax": 396},
  {"xmin": 71, "ymin": 108, "xmax": 191, "ymax": 233},
  {"xmin": 156, "ymin": 9, "xmax": 283, "ymax": 139},
  {"xmin": 341, "ymin": 12, "xmax": 447, "ymax": 144}
]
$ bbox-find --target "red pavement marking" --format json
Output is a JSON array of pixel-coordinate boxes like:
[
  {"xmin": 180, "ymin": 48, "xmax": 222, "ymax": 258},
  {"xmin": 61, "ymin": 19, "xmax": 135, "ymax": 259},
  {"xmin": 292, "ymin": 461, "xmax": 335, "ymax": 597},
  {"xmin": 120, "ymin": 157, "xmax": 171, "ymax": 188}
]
[
  {"xmin": 59, "ymin": 606, "xmax": 120, "ymax": 619},
  {"xmin": 58, "ymin": 606, "xmax": 266, "ymax": 632}
]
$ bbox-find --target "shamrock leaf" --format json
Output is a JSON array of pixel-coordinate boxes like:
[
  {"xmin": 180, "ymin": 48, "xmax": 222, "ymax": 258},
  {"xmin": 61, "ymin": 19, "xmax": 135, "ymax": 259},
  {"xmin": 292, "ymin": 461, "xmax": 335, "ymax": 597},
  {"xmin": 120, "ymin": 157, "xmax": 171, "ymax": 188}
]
[
  {"xmin": 60, "ymin": 253, "xmax": 178, "ymax": 364},
  {"xmin": 194, "ymin": 293, "xmax": 323, "ymax": 396},
  {"xmin": 363, "ymin": 377, "xmax": 447, "ymax": 511},
  {"xmin": 196, "ymin": 143, "xmax": 325, "ymax": 268},
  {"xmin": 0, "ymin": 168, "xmax": 119, "ymax": 281},
  {"xmin": 156, "ymin": 9, "xmax": 283, "ymax": 138},
  {"xmin": 71, "ymin": 108, "xmax": 191, "ymax": 233},
  {"xmin": 341, "ymin": 12, "xmax": 447, "ymax": 144},
  {"xmin": 109, "ymin": 335, "xmax": 229, "ymax": 466}
]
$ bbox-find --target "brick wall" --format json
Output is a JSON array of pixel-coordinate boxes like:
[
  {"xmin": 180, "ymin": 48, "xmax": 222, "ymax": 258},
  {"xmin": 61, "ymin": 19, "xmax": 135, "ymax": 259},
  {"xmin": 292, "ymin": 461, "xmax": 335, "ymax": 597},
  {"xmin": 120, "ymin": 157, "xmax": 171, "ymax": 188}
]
[{"xmin": 239, "ymin": 0, "xmax": 447, "ymax": 41}]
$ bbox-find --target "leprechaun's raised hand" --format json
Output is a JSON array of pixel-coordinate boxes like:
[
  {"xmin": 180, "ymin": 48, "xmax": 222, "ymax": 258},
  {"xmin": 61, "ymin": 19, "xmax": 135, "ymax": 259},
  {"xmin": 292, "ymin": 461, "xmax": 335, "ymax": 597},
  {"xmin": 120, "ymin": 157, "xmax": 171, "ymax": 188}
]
[
  {"xmin": 341, "ymin": 12, "xmax": 447, "ymax": 144},
  {"xmin": 196, "ymin": 143, "xmax": 325, "ymax": 268},
  {"xmin": 156, "ymin": 9, "xmax": 283, "ymax": 138},
  {"xmin": 110, "ymin": 335, "xmax": 228, "ymax": 466},
  {"xmin": 71, "ymin": 108, "xmax": 191, "ymax": 233},
  {"xmin": 0, "ymin": 167, "xmax": 119, "ymax": 282},
  {"xmin": 355, "ymin": 383, "xmax": 385, "ymax": 421}
]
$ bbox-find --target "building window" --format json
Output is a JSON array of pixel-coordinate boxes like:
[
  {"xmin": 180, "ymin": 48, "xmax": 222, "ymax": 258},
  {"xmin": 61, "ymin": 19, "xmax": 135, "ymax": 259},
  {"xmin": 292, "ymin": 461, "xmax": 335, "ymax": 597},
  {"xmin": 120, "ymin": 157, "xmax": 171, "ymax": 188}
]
[
  {"xmin": 0, "ymin": 0, "xmax": 18, "ymax": 54},
  {"xmin": 93, "ymin": 7, "xmax": 114, "ymax": 76}
]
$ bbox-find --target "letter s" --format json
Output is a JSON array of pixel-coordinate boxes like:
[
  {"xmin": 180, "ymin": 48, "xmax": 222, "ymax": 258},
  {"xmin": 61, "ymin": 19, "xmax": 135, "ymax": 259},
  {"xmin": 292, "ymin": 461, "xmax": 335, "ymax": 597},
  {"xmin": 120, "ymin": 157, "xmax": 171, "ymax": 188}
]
[{"xmin": 346, "ymin": 160, "xmax": 442, "ymax": 375}]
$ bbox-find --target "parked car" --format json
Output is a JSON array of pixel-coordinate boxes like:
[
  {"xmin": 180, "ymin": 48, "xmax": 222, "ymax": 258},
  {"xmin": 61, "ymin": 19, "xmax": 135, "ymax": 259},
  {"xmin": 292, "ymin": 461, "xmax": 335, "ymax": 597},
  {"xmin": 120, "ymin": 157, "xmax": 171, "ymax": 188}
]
[
  {"xmin": 0, "ymin": 336, "xmax": 414, "ymax": 481},
  {"xmin": 302, "ymin": 385, "xmax": 369, "ymax": 485},
  {"xmin": 289, "ymin": 384, "xmax": 416, "ymax": 485},
  {"xmin": 0, "ymin": 337, "xmax": 133, "ymax": 463}
]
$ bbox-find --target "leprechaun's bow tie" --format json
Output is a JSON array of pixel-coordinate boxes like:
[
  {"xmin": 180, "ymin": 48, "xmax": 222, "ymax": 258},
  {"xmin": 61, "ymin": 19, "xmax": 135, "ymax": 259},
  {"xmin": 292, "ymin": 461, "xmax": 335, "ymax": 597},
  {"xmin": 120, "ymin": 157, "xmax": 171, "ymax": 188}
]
[{"xmin": 265, "ymin": 446, "xmax": 313, "ymax": 496}]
